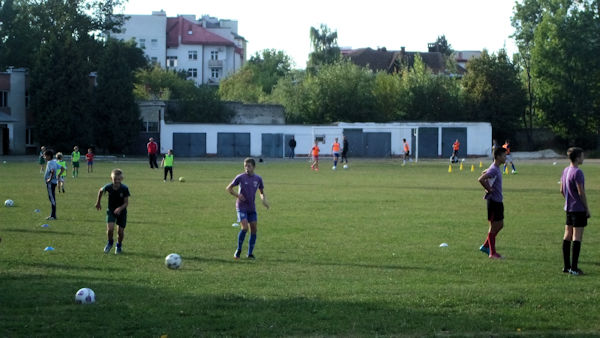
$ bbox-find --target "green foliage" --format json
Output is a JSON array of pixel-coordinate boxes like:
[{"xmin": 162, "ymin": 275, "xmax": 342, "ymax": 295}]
[
  {"xmin": 166, "ymin": 85, "xmax": 234, "ymax": 123},
  {"xmin": 307, "ymin": 24, "xmax": 341, "ymax": 74},
  {"xmin": 462, "ymin": 50, "xmax": 527, "ymax": 140},
  {"xmin": 529, "ymin": 0, "xmax": 600, "ymax": 143},
  {"xmin": 93, "ymin": 39, "xmax": 146, "ymax": 153},
  {"xmin": 218, "ymin": 67, "xmax": 266, "ymax": 103},
  {"xmin": 372, "ymin": 71, "xmax": 404, "ymax": 121},
  {"xmin": 0, "ymin": 0, "xmax": 38, "ymax": 69},
  {"xmin": 2, "ymin": 160, "xmax": 600, "ymax": 336},
  {"xmin": 134, "ymin": 65, "xmax": 187, "ymax": 100},
  {"xmin": 430, "ymin": 35, "xmax": 454, "ymax": 56}
]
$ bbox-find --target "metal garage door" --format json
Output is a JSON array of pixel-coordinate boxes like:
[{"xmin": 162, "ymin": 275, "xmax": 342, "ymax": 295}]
[
  {"xmin": 342, "ymin": 128, "xmax": 364, "ymax": 157},
  {"xmin": 262, "ymin": 133, "xmax": 283, "ymax": 158},
  {"xmin": 217, "ymin": 132, "xmax": 251, "ymax": 157},
  {"xmin": 442, "ymin": 128, "xmax": 467, "ymax": 158},
  {"xmin": 173, "ymin": 133, "xmax": 206, "ymax": 157},
  {"xmin": 418, "ymin": 127, "xmax": 439, "ymax": 158},
  {"xmin": 364, "ymin": 132, "xmax": 391, "ymax": 157}
]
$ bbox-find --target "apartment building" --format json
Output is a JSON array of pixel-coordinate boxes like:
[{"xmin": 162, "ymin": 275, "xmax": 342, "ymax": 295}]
[
  {"xmin": 0, "ymin": 68, "xmax": 29, "ymax": 155},
  {"xmin": 111, "ymin": 11, "xmax": 246, "ymax": 86}
]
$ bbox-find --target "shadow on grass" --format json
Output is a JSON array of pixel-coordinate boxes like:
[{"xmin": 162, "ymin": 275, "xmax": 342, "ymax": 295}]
[
  {"xmin": 0, "ymin": 273, "xmax": 575, "ymax": 337},
  {"xmin": 3, "ymin": 228, "xmax": 76, "ymax": 236},
  {"xmin": 17, "ymin": 261, "xmax": 126, "ymax": 272}
]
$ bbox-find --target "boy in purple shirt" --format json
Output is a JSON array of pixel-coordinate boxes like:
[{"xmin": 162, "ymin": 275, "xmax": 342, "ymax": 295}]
[
  {"xmin": 477, "ymin": 147, "xmax": 507, "ymax": 259},
  {"xmin": 226, "ymin": 158, "xmax": 270, "ymax": 260},
  {"xmin": 560, "ymin": 147, "xmax": 590, "ymax": 275}
]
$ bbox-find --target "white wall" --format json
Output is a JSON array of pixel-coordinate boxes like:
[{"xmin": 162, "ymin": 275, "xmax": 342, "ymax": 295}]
[
  {"xmin": 160, "ymin": 121, "xmax": 492, "ymax": 157},
  {"xmin": 112, "ymin": 14, "xmax": 167, "ymax": 67}
]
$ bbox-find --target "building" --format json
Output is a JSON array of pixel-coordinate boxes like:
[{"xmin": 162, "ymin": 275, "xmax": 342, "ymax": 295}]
[
  {"xmin": 110, "ymin": 11, "xmax": 246, "ymax": 86},
  {"xmin": 0, "ymin": 68, "xmax": 29, "ymax": 155}
]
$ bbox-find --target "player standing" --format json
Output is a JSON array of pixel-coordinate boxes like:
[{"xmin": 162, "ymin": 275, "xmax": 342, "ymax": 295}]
[
  {"xmin": 341, "ymin": 136, "xmax": 349, "ymax": 167},
  {"xmin": 402, "ymin": 138, "xmax": 410, "ymax": 166},
  {"xmin": 226, "ymin": 158, "xmax": 269, "ymax": 260},
  {"xmin": 331, "ymin": 137, "xmax": 341, "ymax": 170},
  {"xmin": 477, "ymin": 147, "xmax": 507, "ymax": 259},
  {"xmin": 310, "ymin": 140, "xmax": 320, "ymax": 171},
  {"xmin": 43, "ymin": 149, "xmax": 65, "ymax": 220},
  {"xmin": 560, "ymin": 147, "xmax": 590, "ymax": 275},
  {"xmin": 503, "ymin": 139, "xmax": 517, "ymax": 174}
]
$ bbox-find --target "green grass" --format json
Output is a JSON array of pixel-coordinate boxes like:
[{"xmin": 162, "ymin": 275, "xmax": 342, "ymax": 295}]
[{"xmin": 1, "ymin": 157, "xmax": 599, "ymax": 337}]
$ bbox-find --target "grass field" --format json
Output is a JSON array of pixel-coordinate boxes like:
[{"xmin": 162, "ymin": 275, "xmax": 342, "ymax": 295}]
[{"xmin": 1, "ymin": 156, "xmax": 599, "ymax": 337}]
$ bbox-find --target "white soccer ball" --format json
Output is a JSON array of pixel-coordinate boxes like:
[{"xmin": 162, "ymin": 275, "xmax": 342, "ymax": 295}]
[
  {"xmin": 343, "ymin": 164, "xmax": 348, "ymax": 169},
  {"xmin": 75, "ymin": 288, "xmax": 96, "ymax": 304},
  {"xmin": 165, "ymin": 253, "xmax": 182, "ymax": 269},
  {"xmin": 178, "ymin": 177, "xmax": 185, "ymax": 182},
  {"xmin": 332, "ymin": 166, "xmax": 336, "ymax": 170},
  {"xmin": 4, "ymin": 199, "xmax": 14, "ymax": 207}
]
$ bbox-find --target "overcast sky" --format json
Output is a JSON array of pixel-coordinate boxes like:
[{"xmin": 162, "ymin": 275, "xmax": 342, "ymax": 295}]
[{"xmin": 120, "ymin": 0, "xmax": 518, "ymax": 68}]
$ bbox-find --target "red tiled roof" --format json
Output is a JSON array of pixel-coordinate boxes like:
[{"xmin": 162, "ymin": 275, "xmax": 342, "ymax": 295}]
[{"xmin": 167, "ymin": 17, "xmax": 236, "ymax": 48}]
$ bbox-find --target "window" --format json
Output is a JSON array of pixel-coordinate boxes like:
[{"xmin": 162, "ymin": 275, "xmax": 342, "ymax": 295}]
[
  {"xmin": 210, "ymin": 51, "xmax": 219, "ymax": 60},
  {"xmin": 139, "ymin": 38, "xmax": 146, "ymax": 49},
  {"xmin": 141, "ymin": 121, "xmax": 159, "ymax": 132},
  {"xmin": 150, "ymin": 57, "xmax": 158, "ymax": 64},
  {"xmin": 0, "ymin": 91, "xmax": 7, "ymax": 107},
  {"xmin": 210, "ymin": 68, "xmax": 220, "ymax": 79},
  {"xmin": 188, "ymin": 50, "xmax": 197, "ymax": 60},
  {"xmin": 151, "ymin": 39, "xmax": 158, "ymax": 48},
  {"xmin": 187, "ymin": 68, "xmax": 198, "ymax": 78},
  {"xmin": 167, "ymin": 56, "xmax": 178, "ymax": 68}
]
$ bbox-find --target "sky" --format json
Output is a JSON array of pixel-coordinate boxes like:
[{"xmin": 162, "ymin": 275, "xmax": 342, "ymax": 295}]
[{"xmin": 119, "ymin": 0, "xmax": 518, "ymax": 69}]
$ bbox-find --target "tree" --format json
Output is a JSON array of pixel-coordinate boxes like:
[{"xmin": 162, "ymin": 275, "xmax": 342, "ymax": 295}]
[
  {"xmin": 429, "ymin": 35, "xmax": 454, "ymax": 57},
  {"xmin": 462, "ymin": 50, "xmax": 527, "ymax": 141},
  {"xmin": 371, "ymin": 71, "xmax": 404, "ymax": 121},
  {"xmin": 0, "ymin": 0, "xmax": 39, "ymax": 69},
  {"xmin": 307, "ymin": 24, "xmax": 341, "ymax": 74},
  {"xmin": 93, "ymin": 39, "xmax": 146, "ymax": 153},
  {"xmin": 529, "ymin": 0, "xmax": 600, "ymax": 145},
  {"xmin": 246, "ymin": 49, "xmax": 292, "ymax": 94},
  {"xmin": 218, "ymin": 67, "xmax": 266, "ymax": 103}
]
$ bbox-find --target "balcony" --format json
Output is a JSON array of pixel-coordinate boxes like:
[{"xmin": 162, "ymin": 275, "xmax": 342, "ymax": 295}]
[{"xmin": 208, "ymin": 60, "xmax": 223, "ymax": 68}]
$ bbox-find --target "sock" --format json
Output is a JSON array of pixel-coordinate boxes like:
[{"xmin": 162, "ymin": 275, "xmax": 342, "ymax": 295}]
[
  {"xmin": 116, "ymin": 242, "xmax": 122, "ymax": 247},
  {"xmin": 482, "ymin": 237, "xmax": 489, "ymax": 248},
  {"xmin": 488, "ymin": 232, "xmax": 497, "ymax": 255},
  {"xmin": 334, "ymin": 160, "xmax": 337, "ymax": 167},
  {"xmin": 503, "ymin": 164, "xmax": 507, "ymax": 173},
  {"xmin": 512, "ymin": 163, "xmax": 516, "ymax": 171},
  {"xmin": 237, "ymin": 230, "xmax": 247, "ymax": 251},
  {"xmin": 108, "ymin": 239, "xmax": 114, "ymax": 245},
  {"xmin": 572, "ymin": 240, "xmax": 581, "ymax": 270},
  {"xmin": 562, "ymin": 240, "xmax": 571, "ymax": 270},
  {"xmin": 248, "ymin": 233, "xmax": 257, "ymax": 255}
]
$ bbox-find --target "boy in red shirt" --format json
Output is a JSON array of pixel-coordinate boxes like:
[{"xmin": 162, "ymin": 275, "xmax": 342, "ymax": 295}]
[{"xmin": 86, "ymin": 148, "xmax": 95, "ymax": 173}]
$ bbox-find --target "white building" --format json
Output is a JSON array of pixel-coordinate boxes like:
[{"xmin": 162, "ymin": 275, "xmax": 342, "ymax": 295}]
[
  {"xmin": 111, "ymin": 11, "xmax": 246, "ymax": 86},
  {"xmin": 0, "ymin": 68, "xmax": 29, "ymax": 155}
]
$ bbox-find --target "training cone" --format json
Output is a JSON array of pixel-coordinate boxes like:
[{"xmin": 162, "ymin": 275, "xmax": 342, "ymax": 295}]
[
  {"xmin": 505, "ymin": 166, "xmax": 509, "ymax": 174},
  {"xmin": 471, "ymin": 164, "xmax": 475, "ymax": 172},
  {"xmin": 479, "ymin": 161, "xmax": 483, "ymax": 168},
  {"xmin": 459, "ymin": 162, "xmax": 463, "ymax": 171},
  {"xmin": 448, "ymin": 165, "xmax": 452, "ymax": 173}
]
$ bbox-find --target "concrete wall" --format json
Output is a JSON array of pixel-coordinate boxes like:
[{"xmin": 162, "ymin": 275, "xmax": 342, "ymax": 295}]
[
  {"xmin": 226, "ymin": 102, "xmax": 285, "ymax": 125},
  {"xmin": 160, "ymin": 121, "xmax": 492, "ymax": 157}
]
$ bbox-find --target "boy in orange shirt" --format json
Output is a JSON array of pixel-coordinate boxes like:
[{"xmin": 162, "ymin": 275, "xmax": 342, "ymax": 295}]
[
  {"xmin": 331, "ymin": 137, "xmax": 341, "ymax": 170},
  {"xmin": 310, "ymin": 140, "xmax": 320, "ymax": 171}
]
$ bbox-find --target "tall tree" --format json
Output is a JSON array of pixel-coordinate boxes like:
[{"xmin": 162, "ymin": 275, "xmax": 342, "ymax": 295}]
[
  {"xmin": 462, "ymin": 50, "xmax": 527, "ymax": 141},
  {"xmin": 246, "ymin": 49, "xmax": 292, "ymax": 94},
  {"xmin": 93, "ymin": 39, "xmax": 146, "ymax": 153},
  {"xmin": 0, "ymin": 0, "xmax": 39, "ymax": 69},
  {"xmin": 307, "ymin": 24, "xmax": 341, "ymax": 74},
  {"xmin": 429, "ymin": 35, "xmax": 454, "ymax": 56}
]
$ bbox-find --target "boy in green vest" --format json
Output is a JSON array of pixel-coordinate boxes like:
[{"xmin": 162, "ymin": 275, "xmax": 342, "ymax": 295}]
[
  {"xmin": 56, "ymin": 152, "xmax": 67, "ymax": 193},
  {"xmin": 161, "ymin": 149, "xmax": 174, "ymax": 182},
  {"xmin": 71, "ymin": 146, "xmax": 80, "ymax": 178}
]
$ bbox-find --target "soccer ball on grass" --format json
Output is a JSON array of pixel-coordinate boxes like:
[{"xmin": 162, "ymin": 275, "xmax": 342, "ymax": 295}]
[
  {"xmin": 4, "ymin": 199, "xmax": 14, "ymax": 207},
  {"xmin": 165, "ymin": 253, "xmax": 182, "ymax": 269},
  {"xmin": 178, "ymin": 177, "xmax": 185, "ymax": 182},
  {"xmin": 343, "ymin": 165, "xmax": 348, "ymax": 169},
  {"xmin": 75, "ymin": 288, "xmax": 96, "ymax": 304}
]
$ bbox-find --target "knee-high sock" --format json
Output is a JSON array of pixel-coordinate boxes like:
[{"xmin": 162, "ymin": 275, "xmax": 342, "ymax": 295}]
[
  {"xmin": 237, "ymin": 230, "xmax": 247, "ymax": 251},
  {"xmin": 248, "ymin": 233, "xmax": 257, "ymax": 255},
  {"xmin": 562, "ymin": 240, "xmax": 571, "ymax": 270},
  {"xmin": 488, "ymin": 232, "xmax": 497, "ymax": 255},
  {"xmin": 572, "ymin": 240, "xmax": 581, "ymax": 270}
]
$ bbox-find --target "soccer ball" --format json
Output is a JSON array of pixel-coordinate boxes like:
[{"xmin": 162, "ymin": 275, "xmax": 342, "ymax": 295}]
[
  {"xmin": 165, "ymin": 253, "xmax": 182, "ymax": 269},
  {"xmin": 343, "ymin": 164, "xmax": 348, "ymax": 169},
  {"xmin": 4, "ymin": 199, "xmax": 14, "ymax": 207},
  {"xmin": 75, "ymin": 288, "xmax": 96, "ymax": 304},
  {"xmin": 332, "ymin": 166, "xmax": 336, "ymax": 170},
  {"xmin": 178, "ymin": 177, "xmax": 185, "ymax": 182}
]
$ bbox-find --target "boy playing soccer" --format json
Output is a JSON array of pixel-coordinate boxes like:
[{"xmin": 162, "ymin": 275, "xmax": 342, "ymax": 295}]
[
  {"xmin": 71, "ymin": 146, "xmax": 80, "ymax": 178},
  {"xmin": 161, "ymin": 149, "xmax": 174, "ymax": 182},
  {"xmin": 56, "ymin": 152, "xmax": 67, "ymax": 193},
  {"xmin": 86, "ymin": 148, "xmax": 94, "ymax": 173},
  {"xmin": 402, "ymin": 138, "xmax": 410, "ymax": 166},
  {"xmin": 310, "ymin": 140, "xmax": 320, "ymax": 171},
  {"xmin": 503, "ymin": 139, "xmax": 517, "ymax": 174},
  {"xmin": 477, "ymin": 147, "xmax": 507, "ymax": 259},
  {"xmin": 560, "ymin": 147, "xmax": 590, "ymax": 275},
  {"xmin": 44, "ymin": 149, "xmax": 65, "ymax": 220},
  {"xmin": 226, "ymin": 158, "xmax": 269, "ymax": 260},
  {"xmin": 96, "ymin": 169, "xmax": 130, "ymax": 255},
  {"xmin": 331, "ymin": 137, "xmax": 341, "ymax": 170}
]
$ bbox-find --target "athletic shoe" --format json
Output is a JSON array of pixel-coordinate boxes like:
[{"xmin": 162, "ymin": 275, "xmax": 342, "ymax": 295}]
[
  {"xmin": 247, "ymin": 254, "xmax": 255, "ymax": 260},
  {"xmin": 479, "ymin": 245, "xmax": 490, "ymax": 255},
  {"xmin": 104, "ymin": 242, "xmax": 113, "ymax": 254},
  {"xmin": 489, "ymin": 253, "xmax": 503, "ymax": 259},
  {"xmin": 234, "ymin": 249, "xmax": 241, "ymax": 260},
  {"xmin": 46, "ymin": 216, "xmax": 56, "ymax": 220},
  {"xmin": 562, "ymin": 268, "xmax": 570, "ymax": 273},
  {"xmin": 115, "ymin": 245, "xmax": 122, "ymax": 255},
  {"xmin": 512, "ymin": 170, "xmax": 517, "ymax": 174},
  {"xmin": 569, "ymin": 268, "xmax": 584, "ymax": 276}
]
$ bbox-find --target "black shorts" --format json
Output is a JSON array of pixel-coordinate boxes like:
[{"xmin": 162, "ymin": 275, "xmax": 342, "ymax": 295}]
[
  {"xmin": 404, "ymin": 151, "xmax": 410, "ymax": 156},
  {"xmin": 487, "ymin": 199, "xmax": 504, "ymax": 222},
  {"xmin": 566, "ymin": 211, "xmax": 587, "ymax": 228},
  {"xmin": 106, "ymin": 210, "xmax": 127, "ymax": 228}
]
